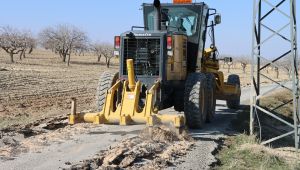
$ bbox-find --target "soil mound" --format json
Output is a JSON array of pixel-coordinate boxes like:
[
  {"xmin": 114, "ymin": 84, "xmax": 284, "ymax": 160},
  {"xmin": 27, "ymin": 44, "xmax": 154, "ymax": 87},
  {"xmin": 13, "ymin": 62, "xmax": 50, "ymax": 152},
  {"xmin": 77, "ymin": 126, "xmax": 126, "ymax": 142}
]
[{"xmin": 67, "ymin": 126, "xmax": 194, "ymax": 170}]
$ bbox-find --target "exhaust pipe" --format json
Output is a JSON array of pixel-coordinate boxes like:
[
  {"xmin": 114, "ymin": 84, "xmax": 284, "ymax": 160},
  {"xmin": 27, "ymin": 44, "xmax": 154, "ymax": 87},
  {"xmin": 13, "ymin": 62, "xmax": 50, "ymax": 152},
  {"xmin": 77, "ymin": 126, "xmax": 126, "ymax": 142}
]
[{"xmin": 153, "ymin": 0, "xmax": 161, "ymax": 31}]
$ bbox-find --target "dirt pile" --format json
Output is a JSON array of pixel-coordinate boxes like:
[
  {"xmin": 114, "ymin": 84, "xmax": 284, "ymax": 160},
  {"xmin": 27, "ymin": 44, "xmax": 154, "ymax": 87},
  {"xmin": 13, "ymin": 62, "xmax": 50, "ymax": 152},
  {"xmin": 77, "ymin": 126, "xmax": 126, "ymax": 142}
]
[{"xmin": 67, "ymin": 126, "xmax": 194, "ymax": 170}]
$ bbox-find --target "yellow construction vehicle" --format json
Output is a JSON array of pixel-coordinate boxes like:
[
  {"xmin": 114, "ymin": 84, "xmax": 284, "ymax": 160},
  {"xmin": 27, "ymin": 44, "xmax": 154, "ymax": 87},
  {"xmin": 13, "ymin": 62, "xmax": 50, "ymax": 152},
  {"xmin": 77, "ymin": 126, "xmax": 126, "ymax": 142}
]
[{"xmin": 69, "ymin": 0, "xmax": 241, "ymax": 129}]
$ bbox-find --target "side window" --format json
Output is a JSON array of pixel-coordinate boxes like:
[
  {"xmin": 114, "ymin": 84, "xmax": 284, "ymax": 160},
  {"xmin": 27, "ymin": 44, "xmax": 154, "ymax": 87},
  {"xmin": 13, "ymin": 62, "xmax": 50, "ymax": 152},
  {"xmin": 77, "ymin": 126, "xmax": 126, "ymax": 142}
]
[
  {"xmin": 147, "ymin": 12, "xmax": 154, "ymax": 30},
  {"xmin": 182, "ymin": 16, "xmax": 197, "ymax": 36}
]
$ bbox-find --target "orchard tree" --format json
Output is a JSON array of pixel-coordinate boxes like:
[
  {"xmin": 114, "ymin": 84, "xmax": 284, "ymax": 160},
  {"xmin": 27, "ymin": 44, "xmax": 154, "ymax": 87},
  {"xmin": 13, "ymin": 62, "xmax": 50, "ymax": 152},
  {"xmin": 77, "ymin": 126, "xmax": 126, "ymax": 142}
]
[
  {"xmin": 101, "ymin": 43, "xmax": 114, "ymax": 68},
  {"xmin": 226, "ymin": 61, "xmax": 233, "ymax": 73},
  {"xmin": 0, "ymin": 26, "xmax": 25, "ymax": 63},
  {"xmin": 238, "ymin": 57, "xmax": 250, "ymax": 74},
  {"xmin": 280, "ymin": 59, "xmax": 293, "ymax": 78},
  {"xmin": 39, "ymin": 24, "xmax": 88, "ymax": 66},
  {"xmin": 274, "ymin": 66, "xmax": 279, "ymax": 78},
  {"xmin": 91, "ymin": 43, "xmax": 103, "ymax": 62},
  {"xmin": 18, "ymin": 31, "xmax": 36, "ymax": 60},
  {"xmin": 74, "ymin": 43, "xmax": 89, "ymax": 56},
  {"xmin": 27, "ymin": 36, "xmax": 36, "ymax": 55},
  {"xmin": 91, "ymin": 43, "xmax": 114, "ymax": 67}
]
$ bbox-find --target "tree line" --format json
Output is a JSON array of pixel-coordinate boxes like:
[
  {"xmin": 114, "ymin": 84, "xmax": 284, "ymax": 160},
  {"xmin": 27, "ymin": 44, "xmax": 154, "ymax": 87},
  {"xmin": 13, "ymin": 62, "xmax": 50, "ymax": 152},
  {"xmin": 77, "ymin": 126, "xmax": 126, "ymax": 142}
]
[
  {"xmin": 0, "ymin": 24, "xmax": 114, "ymax": 67},
  {"xmin": 221, "ymin": 55, "xmax": 297, "ymax": 78}
]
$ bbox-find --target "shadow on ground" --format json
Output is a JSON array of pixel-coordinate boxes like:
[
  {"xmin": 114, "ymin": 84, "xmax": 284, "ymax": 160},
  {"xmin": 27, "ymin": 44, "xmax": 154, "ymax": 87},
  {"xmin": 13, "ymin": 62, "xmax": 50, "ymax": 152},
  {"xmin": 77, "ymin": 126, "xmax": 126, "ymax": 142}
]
[
  {"xmin": 188, "ymin": 103, "xmax": 296, "ymax": 148},
  {"xmin": 229, "ymin": 105, "xmax": 296, "ymax": 148},
  {"xmin": 70, "ymin": 61, "xmax": 119, "ymax": 67}
]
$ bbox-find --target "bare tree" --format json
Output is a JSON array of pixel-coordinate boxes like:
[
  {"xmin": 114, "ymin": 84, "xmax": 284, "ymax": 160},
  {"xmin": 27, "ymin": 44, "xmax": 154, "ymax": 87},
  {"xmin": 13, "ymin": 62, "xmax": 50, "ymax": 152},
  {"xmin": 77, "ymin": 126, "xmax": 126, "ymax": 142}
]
[
  {"xmin": 18, "ymin": 31, "xmax": 36, "ymax": 60},
  {"xmin": 101, "ymin": 44, "xmax": 114, "ymax": 68},
  {"xmin": 0, "ymin": 26, "xmax": 25, "ymax": 63},
  {"xmin": 74, "ymin": 44, "xmax": 88, "ymax": 56},
  {"xmin": 226, "ymin": 61, "xmax": 233, "ymax": 73},
  {"xmin": 274, "ymin": 67, "xmax": 279, "ymax": 78},
  {"xmin": 221, "ymin": 56, "xmax": 234, "ymax": 73},
  {"xmin": 280, "ymin": 59, "xmax": 293, "ymax": 78},
  {"xmin": 27, "ymin": 37, "xmax": 37, "ymax": 55},
  {"xmin": 283, "ymin": 64, "xmax": 291, "ymax": 78},
  {"xmin": 91, "ymin": 43, "xmax": 103, "ymax": 62},
  {"xmin": 238, "ymin": 57, "xmax": 250, "ymax": 74},
  {"xmin": 266, "ymin": 66, "xmax": 271, "ymax": 74},
  {"xmin": 91, "ymin": 43, "xmax": 114, "ymax": 67},
  {"xmin": 39, "ymin": 24, "xmax": 88, "ymax": 66}
]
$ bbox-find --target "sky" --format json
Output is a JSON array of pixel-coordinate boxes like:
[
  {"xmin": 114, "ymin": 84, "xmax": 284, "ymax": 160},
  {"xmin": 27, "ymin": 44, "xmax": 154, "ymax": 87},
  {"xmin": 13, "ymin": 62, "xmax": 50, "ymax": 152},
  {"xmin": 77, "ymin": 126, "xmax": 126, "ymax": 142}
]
[{"xmin": 0, "ymin": 0, "xmax": 299, "ymax": 57}]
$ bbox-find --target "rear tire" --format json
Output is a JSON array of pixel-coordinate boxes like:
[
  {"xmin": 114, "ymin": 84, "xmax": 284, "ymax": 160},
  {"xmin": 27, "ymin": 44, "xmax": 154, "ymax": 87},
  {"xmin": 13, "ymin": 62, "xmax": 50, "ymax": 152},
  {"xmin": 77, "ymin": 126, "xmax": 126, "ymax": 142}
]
[
  {"xmin": 226, "ymin": 74, "xmax": 241, "ymax": 109},
  {"xmin": 205, "ymin": 73, "xmax": 216, "ymax": 122},
  {"xmin": 96, "ymin": 72, "xmax": 119, "ymax": 111},
  {"xmin": 184, "ymin": 73, "xmax": 207, "ymax": 129}
]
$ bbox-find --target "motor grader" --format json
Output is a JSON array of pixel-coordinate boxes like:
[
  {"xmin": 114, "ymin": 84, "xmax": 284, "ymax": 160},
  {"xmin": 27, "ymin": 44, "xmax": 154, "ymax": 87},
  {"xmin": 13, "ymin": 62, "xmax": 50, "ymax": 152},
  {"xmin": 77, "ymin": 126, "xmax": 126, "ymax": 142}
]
[{"xmin": 69, "ymin": 0, "xmax": 241, "ymax": 129}]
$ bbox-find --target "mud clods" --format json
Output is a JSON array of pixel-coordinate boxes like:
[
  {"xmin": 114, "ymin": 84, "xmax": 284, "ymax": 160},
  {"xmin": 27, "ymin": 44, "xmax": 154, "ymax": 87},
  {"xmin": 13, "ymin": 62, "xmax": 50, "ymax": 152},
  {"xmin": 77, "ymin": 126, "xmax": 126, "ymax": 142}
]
[{"xmin": 67, "ymin": 126, "xmax": 194, "ymax": 170}]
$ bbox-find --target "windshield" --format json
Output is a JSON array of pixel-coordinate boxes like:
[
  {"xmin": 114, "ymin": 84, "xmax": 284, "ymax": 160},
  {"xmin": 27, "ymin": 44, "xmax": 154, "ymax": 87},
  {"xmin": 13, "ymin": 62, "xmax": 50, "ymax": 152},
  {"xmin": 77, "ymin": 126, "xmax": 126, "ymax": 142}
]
[{"xmin": 146, "ymin": 7, "xmax": 199, "ymax": 37}]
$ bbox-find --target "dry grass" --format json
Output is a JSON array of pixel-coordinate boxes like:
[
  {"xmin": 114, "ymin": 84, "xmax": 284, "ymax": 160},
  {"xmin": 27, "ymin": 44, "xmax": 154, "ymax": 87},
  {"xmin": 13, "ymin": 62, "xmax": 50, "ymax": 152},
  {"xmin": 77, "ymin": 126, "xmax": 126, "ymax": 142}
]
[
  {"xmin": 217, "ymin": 88, "xmax": 299, "ymax": 170},
  {"xmin": 260, "ymin": 89, "xmax": 294, "ymax": 119},
  {"xmin": 240, "ymin": 144, "xmax": 300, "ymax": 165},
  {"xmin": 217, "ymin": 134, "xmax": 300, "ymax": 170}
]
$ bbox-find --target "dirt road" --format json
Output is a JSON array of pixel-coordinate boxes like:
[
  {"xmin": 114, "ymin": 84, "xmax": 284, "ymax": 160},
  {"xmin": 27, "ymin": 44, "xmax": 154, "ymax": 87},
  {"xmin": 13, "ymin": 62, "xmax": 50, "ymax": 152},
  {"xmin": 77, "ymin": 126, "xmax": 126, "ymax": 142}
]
[
  {"xmin": 0, "ymin": 124, "xmax": 144, "ymax": 170},
  {"xmin": 0, "ymin": 86, "xmax": 257, "ymax": 170}
]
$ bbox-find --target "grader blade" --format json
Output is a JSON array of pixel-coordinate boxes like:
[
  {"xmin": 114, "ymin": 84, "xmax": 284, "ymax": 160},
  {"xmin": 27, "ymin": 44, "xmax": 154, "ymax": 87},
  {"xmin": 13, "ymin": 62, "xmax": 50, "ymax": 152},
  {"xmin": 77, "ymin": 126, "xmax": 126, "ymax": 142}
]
[{"xmin": 68, "ymin": 59, "xmax": 185, "ymax": 128}]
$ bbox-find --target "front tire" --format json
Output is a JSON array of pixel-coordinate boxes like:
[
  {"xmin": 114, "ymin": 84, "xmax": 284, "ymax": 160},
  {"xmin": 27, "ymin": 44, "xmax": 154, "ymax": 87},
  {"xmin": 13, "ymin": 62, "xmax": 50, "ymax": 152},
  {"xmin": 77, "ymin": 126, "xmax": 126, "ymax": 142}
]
[
  {"xmin": 205, "ymin": 73, "xmax": 216, "ymax": 122},
  {"xmin": 184, "ymin": 73, "xmax": 207, "ymax": 129},
  {"xmin": 226, "ymin": 74, "xmax": 241, "ymax": 109},
  {"xmin": 96, "ymin": 72, "xmax": 119, "ymax": 111}
]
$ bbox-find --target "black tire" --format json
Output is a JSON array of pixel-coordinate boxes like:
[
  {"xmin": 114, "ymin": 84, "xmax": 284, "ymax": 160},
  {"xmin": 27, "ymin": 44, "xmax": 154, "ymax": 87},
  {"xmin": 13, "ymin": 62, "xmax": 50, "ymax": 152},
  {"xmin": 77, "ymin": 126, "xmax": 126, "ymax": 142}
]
[
  {"xmin": 226, "ymin": 74, "xmax": 241, "ymax": 109},
  {"xmin": 174, "ymin": 91, "xmax": 184, "ymax": 112},
  {"xmin": 96, "ymin": 72, "xmax": 119, "ymax": 111},
  {"xmin": 184, "ymin": 73, "xmax": 207, "ymax": 129},
  {"xmin": 205, "ymin": 73, "xmax": 216, "ymax": 122},
  {"xmin": 174, "ymin": 102, "xmax": 184, "ymax": 112}
]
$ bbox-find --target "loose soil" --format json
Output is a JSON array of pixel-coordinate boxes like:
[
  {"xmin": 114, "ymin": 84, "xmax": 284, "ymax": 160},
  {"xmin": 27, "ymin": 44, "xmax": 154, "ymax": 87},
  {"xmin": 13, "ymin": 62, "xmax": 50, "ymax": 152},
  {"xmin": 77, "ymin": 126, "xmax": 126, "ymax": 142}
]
[
  {"xmin": 0, "ymin": 115, "xmax": 70, "ymax": 160},
  {"xmin": 66, "ymin": 126, "xmax": 194, "ymax": 170},
  {"xmin": 0, "ymin": 50, "xmax": 118, "ymax": 129}
]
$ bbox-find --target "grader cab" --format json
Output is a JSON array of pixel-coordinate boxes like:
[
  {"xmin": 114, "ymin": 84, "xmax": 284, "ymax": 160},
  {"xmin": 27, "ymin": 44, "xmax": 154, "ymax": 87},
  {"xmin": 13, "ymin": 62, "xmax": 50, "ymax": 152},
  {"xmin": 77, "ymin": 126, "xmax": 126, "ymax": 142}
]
[{"xmin": 69, "ymin": 0, "xmax": 241, "ymax": 129}]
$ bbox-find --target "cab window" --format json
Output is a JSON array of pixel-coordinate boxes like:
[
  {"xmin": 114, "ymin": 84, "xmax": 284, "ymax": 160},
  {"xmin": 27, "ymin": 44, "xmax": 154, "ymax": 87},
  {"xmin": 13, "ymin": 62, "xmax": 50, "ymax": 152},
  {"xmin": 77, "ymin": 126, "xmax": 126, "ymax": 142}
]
[{"xmin": 146, "ymin": 7, "xmax": 199, "ymax": 37}]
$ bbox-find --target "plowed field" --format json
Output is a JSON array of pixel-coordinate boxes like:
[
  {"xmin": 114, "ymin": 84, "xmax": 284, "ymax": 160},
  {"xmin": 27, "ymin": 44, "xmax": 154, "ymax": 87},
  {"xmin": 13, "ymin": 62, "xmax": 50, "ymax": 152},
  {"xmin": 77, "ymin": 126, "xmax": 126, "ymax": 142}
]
[{"xmin": 0, "ymin": 50, "xmax": 118, "ymax": 129}]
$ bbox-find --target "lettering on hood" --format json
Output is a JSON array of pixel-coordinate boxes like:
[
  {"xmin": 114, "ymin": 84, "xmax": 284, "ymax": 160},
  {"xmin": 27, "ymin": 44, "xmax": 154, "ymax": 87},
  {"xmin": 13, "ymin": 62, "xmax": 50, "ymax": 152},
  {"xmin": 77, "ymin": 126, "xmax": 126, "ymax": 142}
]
[{"xmin": 134, "ymin": 33, "xmax": 152, "ymax": 36}]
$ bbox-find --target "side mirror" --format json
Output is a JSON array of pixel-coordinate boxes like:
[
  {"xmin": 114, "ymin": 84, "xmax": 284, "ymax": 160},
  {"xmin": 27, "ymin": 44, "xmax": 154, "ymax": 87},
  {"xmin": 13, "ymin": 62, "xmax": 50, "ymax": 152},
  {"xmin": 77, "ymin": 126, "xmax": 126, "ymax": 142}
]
[
  {"xmin": 224, "ymin": 57, "xmax": 232, "ymax": 63},
  {"xmin": 214, "ymin": 14, "xmax": 221, "ymax": 25}
]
